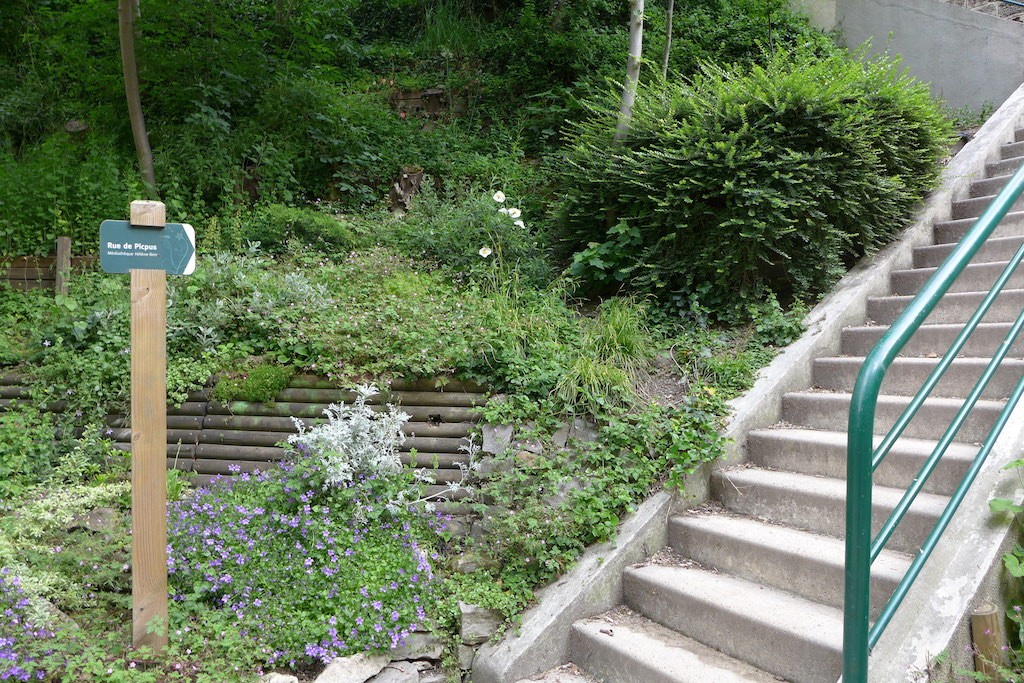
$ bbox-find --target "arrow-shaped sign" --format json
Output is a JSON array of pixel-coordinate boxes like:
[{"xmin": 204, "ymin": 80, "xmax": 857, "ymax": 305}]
[{"xmin": 100, "ymin": 220, "xmax": 196, "ymax": 275}]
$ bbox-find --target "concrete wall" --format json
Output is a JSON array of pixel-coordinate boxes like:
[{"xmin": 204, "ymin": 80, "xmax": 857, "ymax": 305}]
[{"xmin": 791, "ymin": 0, "xmax": 1024, "ymax": 111}]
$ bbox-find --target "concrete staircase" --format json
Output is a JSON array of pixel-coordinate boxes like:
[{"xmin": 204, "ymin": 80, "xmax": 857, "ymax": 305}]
[{"xmin": 563, "ymin": 135, "xmax": 1024, "ymax": 682}]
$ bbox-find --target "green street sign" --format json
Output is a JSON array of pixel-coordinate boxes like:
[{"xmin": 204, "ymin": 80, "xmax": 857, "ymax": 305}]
[{"xmin": 100, "ymin": 220, "xmax": 196, "ymax": 275}]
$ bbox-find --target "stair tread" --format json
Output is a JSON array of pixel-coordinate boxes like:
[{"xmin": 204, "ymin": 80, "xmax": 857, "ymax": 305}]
[
  {"xmin": 673, "ymin": 512, "xmax": 911, "ymax": 580},
  {"xmin": 625, "ymin": 564, "xmax": 844, "ymax": 660},
  {"xmin": 784, "ymin": 388, "xmax": 1006, "ymax": 408},
  {"xmin": 572, "ymin": 610, "xmax": 781, "ymax": 683},
  {"xmin": 747, "ymin": 426, "xmax": 979, "ymax": 459},
  {"xmin": 716, "ymin": 466, "xmax": 949, "ymax": 514}
]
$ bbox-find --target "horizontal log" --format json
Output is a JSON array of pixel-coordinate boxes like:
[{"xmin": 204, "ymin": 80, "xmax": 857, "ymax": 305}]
[
  {"xmin": 199, "ymin": 429, "xmax": 288, "ymax": 447},
  {"xmin": 401, "ymin": 452, "xmax": 469, "ymax": 470},
  {"xmin": 107, "ymin": 416, "xmax": 203, "ymax": 430},
  {"xmin": 288, "ymin": 374, "xmax": 484, "ymax": 393},
  {"xmin": 0, "ymin": 256, "xmax": 96, "ymax": 269},
  {"xmin": 0, "ymin": 375, "xmax": 27, "ymax": 386},
  {"xmin": 403, "ymin": 421, "xmax": 475, "ymax": 438},
  {"xmin": 167, "ymin": 429, "xmax": 202, "ymax": 445},
  {"xmin": 202, "ymin": 414, "xmax": 315, "ymax": 432},
  {"xmin": 194, "ymin": 443, "xmax": 285, "ymax": 461},
  {"xmin": 0, "ymin": 386, "xmax": 28, "ymax": 399},
  {"xmin": 166, "ymin": 458, "xmax": 196, "ymax": 472},
  {"xmin": 187, "ymin": 388, "xmax": 213, "ymax": 402},
  {"xmin": 273, "ymin": 387, "xmax": 485, "ymax": 408},
  {"xmin": 423, "ymin": 484, "xmax": 471, "ymax": 501},
  {"xmin": 208, "ymin": 401, "xmax": 479, "ymax": 423},
  {"xmin": 167, "ymin": 402, "xmax": 208, "ymax": 417},
  {"xmin": 113, "ymin": 442, "xmax": 197, "ymax": 459},
  {"xmin": 2, "ymin": 280, "xmax": 52, "ymax": 291},
  {"xmin": 404, "ymin": 435, "xmax": 472, "ymax": 453},
  {"xmin": 3, "ymin": 268, "xmax": 55, "ymax": 280},
  {"xmin": 191, "ymin": 458, "xmax": 277, "ymax": 476}
]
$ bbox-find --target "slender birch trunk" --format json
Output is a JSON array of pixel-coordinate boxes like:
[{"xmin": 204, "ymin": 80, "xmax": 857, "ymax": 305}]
[
  {"xmin": 661, "ymin": 0, "xmax": 673, "ymax": 80},
  {"xmin": 613, "ymin": 0, "xmax": 644, "ymax": 144}
]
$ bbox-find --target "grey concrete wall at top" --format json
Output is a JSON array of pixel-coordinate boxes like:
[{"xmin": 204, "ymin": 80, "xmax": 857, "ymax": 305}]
[{"xmin": 791, "ymin": 0, "xmax": 1024, "ymax": 111}]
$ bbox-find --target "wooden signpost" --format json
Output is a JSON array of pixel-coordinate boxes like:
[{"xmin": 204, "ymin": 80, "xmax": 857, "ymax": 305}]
[{"xmin": 100, "ymin": 200, "xmax": 196, "ymax": 651}]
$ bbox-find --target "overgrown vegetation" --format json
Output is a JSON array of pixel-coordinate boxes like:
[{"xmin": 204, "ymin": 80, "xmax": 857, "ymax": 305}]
[{"xmin": 0, "ymin": 0, "xmax": 965, "ymax": 679}]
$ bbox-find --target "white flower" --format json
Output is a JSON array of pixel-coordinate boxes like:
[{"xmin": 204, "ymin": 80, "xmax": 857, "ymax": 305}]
[
  {"xmin": 514, "ymin": 220, "xmax": 526, "ymax": 229},
  {"xmin": 478, "ymin": 246, "xmax": 493, "ymax": 258},
  {"xmin": 492, "ymin": 191, "xmax": 506, "ymax": 203},
  {"xmin": 507, "ymin": 207, "xmax": 522, "ymax": 219},
  {"xmin": 498, "ymin": 207, "xmax": 509, "ymax": 214}
]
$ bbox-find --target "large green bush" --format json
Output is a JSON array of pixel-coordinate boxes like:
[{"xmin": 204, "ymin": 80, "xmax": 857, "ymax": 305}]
[{"xmin": 556, "ymin": 47, "xmax": 953, "ymax": 315}]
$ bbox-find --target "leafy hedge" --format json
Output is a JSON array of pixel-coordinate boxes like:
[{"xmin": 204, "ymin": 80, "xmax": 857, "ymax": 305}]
[{"xmin": 557, "ymin": 47, "xmax": 953, "ymax": 316}]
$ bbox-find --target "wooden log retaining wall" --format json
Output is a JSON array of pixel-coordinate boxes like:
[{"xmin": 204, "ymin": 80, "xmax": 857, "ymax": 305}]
[
  {"xmin": 0, "ymin": 374, "xmax": 485, "ymax": 498},
  {"xmin": 2, "ymin": 239, "xmax": 97, "ymax": 293}
]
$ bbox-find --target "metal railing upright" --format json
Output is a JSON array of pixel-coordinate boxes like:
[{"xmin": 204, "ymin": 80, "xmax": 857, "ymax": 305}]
[{"xmin": 844, "ymin": 161, "xmax": 1024, "ymax": 682}]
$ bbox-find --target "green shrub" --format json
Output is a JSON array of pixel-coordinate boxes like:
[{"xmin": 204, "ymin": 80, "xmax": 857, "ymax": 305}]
[
  {"xmin": 241, "ymin": 203, "xmax": 355, "ymax": 254},
  {"xmin": 0, "ymin": 404, "xmax": 56, "ymax": 499},
  {"xmin": 383, "ymin": 185, "xmax": 552, "ymax": 286},
  {"xmin": 557, "ymin": 47, "xmax": 953, "ymax": 317},
  {"xmin": 212, "ymin": 363, "xmax": 294, "ymax": 403}
]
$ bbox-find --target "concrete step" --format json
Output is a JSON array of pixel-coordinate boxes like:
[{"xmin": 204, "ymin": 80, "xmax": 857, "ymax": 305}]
[
  {"xmin": 891, "ymin": 259, "xmax": 1024, "ymax": 295},
  {"xmin": 746, "ymin": 427, "xmax": 975, "ymax": 495},
  {"xmin": 812, "ymin": 355, "xmax": 1024, "ymax": 399},
  {"xmin": 669, "ymin": 513, "xmax": 910, "ymax": 615},
  {"xmin": 932, "ymin": 210, "xmax": 1024, "ymax": 244},
  {"xmin": 867, "ymin": 288, "xmax": 1024, "ymax": 326},
  {"xmin": 841, "ymin": 322, "xmax": 1024, "ymax": 358},
  {"xmin": 913, "ymin": 234, "xmax": 1024, "ymax": 268},
  {"xmin": 623, "ymin": 564, "xmax": 843, "ymax": 683},
  {"xmin": 1001, "ymin": 140, "xmax": 1024, "ymax": 160},
  {"xmin": 972, "ymin": 173, "xmax": 1013, "ymax": 198},
  {"xmin": 951, "ymin": 192, "xmax": 1024, "ymax": 220},
  {"xmin": 781, "ymin": 390, "xmax": 1004, "ymax": 443},
  {"xmin": 986, "ymin": 155, "xmax": 1024, "ymax": 178},
  {"xmin": 710, "ymin": 467, "xmax": 947, "ymax": 554},
  {"xmin": 570, "ymin": 610, "xmax": 781, "ymax": 683}
]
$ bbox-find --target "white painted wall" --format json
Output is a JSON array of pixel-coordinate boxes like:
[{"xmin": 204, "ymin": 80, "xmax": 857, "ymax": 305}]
[{"xmin": 791, "ymin": 0, "xmax": 1024, "ymax": 111}]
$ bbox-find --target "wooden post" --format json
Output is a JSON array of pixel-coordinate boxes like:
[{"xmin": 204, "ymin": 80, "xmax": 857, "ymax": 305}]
[
  {"xmin": 972, "ymin": 602, "xmax": 1007, "ymax": 680},
  {"xmin": 54, "ymin": 237, "xmax": 71, "ymax": 296},
  {"xmin": 129, "ymin": 200, "xmax": 168, "ymax": 652}
]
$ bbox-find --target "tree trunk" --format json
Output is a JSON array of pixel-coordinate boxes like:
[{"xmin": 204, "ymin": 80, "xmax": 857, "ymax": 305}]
[
  {"xmin": 119, "ymin": 0, "xmax": 157, "ymax": 197},
  {"xmin": 661, "ymin": 0, "xmax": 673, "ymax": 80},
  {"xmin": 614, "ymin": 0, "xmax": 644, "ymax": 144}
]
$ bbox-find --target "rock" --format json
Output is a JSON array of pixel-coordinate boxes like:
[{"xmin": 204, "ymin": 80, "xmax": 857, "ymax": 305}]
[
  {"xmin": 443, "ymin": 515, "xmax": 473, "ymax": 538},
  {"xmin": 69, "ymin": 507, "xmax": 120, "ymax": 534},
  {"xmin": 568, "ymin": 417, "xmax": 599, "ymax": 444},
  {"xmin": 418, "ymin": 673, "xmax": 447, "ymax": 683},
  {"xmin": 315, "ymin": 654, "xmax": 389, "ymax": 683},
  {"xmin": 551, "ymin": 422, "xmax": 570, "ymax": 448},
  {"xmin": 515, "ymin": 450, "xmax": 541, "ymax": 468},
  {"xmin": 475, "ymin": 455, "xmax": 513, "ymax": 478},
  {"xmin": 369, "ymin": 661, "xmax": 418, "ymax": 683},
  {"xmin": 451, "ymin": 551, "xmax": 501, "ymax": 574},
  {"xmin": 481, "ymin": 424, "xmax": 514, "ymax": 455},
  {"xmin": 458, "ymin": 644, "xmax": 476, "ymax": 670},
  {"xmin": 541, "ymin": 477, "xmax": 584, "ymax": 509},
  {"xmin": 390, "ymin": 631, "xmax": 443, "ymax": 660},
  {"xmin": 459, "ymin": 601, "xmax": 505, "ymax": 646},
  {"xmin": 260, "ymin": 674, "xmax": 299, "ymax": 683}
]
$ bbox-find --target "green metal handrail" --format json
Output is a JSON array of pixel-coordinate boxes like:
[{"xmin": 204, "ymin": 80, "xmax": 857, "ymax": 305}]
[{"xmin": 844, "ymin": 159, "xmax": 1024, "ymax": 683}]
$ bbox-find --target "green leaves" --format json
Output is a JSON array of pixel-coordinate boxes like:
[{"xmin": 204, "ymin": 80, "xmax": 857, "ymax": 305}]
[{"xmin": 557, "ymin": 46, "xmax": 952, "ymax": 318}]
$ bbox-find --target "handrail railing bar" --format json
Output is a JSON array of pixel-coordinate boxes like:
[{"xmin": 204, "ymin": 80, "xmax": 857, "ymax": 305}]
[
  {"xmin": 870, "ymin": 303, "xmax": 1024, "ymax": 562},
  {"xmin": 870, "ymin": 239, "xmax": 1024, "ymax": 473},
  {"xmin": 998, "ymin": 0, "xmax": 1024, "ymax": 9},
  {"xmin": 868, "ymin": 369, "xmax": 1024, "ymax": 647},
  {"xmin": 844, "ymin": 161, "xmax": 1024, "ymax": 683}
]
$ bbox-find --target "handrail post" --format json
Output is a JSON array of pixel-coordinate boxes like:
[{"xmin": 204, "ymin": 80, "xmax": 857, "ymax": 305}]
[{"xmin": 845, "ymin": 379, "xmax": 879, "ymax": 683}]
